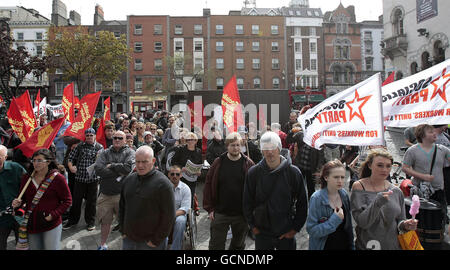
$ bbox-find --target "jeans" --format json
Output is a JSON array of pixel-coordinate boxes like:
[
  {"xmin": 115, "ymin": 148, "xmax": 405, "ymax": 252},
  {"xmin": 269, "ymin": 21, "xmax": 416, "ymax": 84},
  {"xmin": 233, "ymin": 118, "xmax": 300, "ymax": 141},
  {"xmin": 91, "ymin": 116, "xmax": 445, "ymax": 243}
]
[
  {"xmin": 68, "ymin": 181, "xmax": 98, "ymax": 226},
  {"xmin": 170, "ymin": 215, "xmax": 187, "ymax": 250},
  {"xmin": 55, "ymin": 148, "xmax": 66, "ymax": 165},
  {"xmin": 0, "ymin": 223, "xmax": 18, "ymax": 250},
  {"xmin": 122, "ymin": 236, "xmax": 168, "ymax": 250},
  {"xmin": 209, "ymin": 213, "xmax": 248, "ymax": 250},
  {"xmin": 255, "ymin": 233, "xmax": 296, "ymax": 250},
  {"xmin": 28, "ymin": 224, "xmax": 62, "ymax": 250}
]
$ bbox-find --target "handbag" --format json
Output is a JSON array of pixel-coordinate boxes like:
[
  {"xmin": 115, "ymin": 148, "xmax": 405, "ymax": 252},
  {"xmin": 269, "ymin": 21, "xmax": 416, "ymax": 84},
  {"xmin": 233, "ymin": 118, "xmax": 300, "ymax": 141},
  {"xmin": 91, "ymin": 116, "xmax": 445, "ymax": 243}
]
[
  {"xmin": 398, "ymin": 230, "xmax": 424, "ymax": 250},
  {"xmin": 410, "ymin": 145, "xmax": 437, "ymax": 200}
]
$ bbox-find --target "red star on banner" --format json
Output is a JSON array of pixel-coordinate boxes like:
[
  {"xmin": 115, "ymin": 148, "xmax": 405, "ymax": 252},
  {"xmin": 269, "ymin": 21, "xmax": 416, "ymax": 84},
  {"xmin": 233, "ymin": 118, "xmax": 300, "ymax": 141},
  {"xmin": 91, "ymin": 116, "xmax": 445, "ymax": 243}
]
[
  {"xmin": 345, "ymin": 89, "xmax": 372, "ymax": 125},
  {"xmin": 429, "ymin": 68, "xmax": 450, "ymax": 103}
]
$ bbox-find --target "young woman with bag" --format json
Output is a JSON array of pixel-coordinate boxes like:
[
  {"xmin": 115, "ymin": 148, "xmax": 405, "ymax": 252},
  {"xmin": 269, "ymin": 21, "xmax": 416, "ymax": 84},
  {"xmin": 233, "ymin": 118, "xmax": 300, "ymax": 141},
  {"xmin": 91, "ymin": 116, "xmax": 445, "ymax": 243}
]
[
  {"xmin": 12, "ymin": 149, "xmax": 72, "ymax": 250},
  {"xmin": 350, "ymin": 149, "xmax": 418, "ymax": 250}
]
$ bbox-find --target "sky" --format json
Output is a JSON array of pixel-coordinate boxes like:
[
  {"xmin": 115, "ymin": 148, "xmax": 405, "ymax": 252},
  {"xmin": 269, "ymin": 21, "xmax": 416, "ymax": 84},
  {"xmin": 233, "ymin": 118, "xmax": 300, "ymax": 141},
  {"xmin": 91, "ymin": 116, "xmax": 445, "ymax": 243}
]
[{"xmin": 3, "ymin": 0, "xmax": 383, "ymax": 25}]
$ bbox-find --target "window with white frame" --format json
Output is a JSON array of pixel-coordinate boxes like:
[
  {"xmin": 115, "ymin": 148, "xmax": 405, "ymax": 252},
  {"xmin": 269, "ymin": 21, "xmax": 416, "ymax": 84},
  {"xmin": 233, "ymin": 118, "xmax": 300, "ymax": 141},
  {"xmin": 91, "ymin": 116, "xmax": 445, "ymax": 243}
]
[
  {"xmin": 55, "ymin": 68, "xmax": 63, "ymax": 74},
  {"xmin": 155, "ymin": 77, "xmax": 163, "ymax": 91},
  {"xmin": 295, "ymin": 42, "xmax": 301, "ymax": 53},
  {"xmin": 36, "ymin": 32, "xmax": 43, "ymax": 40},
  {"xmin": 154, "ymin": 59, "xmax": 162, "ymax": 70},
  {"xmin": 194, "ymin": 40, "xmax": 203, "ymax": 52},
  {"xmin": 216, "ymin": 58, "xmax": 224, "ymax": 69},
  {"xmin": 236, "ymin": 25, "xmax": 244, "ymax": 35},
  {"xmin": 294, "ymin": 27, "xmax": 301, "ymax": 36},
  {"xmin": 310, "ymin": 27, "xmax": 316, "ymax": 36},
  {"xmin": 216, "ymin": 41, "xmax": 224, "ymax": 52},
  {"xmin": 236, "ymin": 41, "xmax": 244, "ymax": 51},
  {"xmin": 272, "ymin": 58, "xmax": 280, "ymax": 69},
  {"xmin": 95, "ymin": 80, "xmax": 102, "ymax": 91},
  {"xmin": 134, "ymin": 42, "xmax": 143, "ymax": 52},
  {"xmin": 175, "ymin": 25, "xmax": 183, "ymax": 35},
  {"xmin": 272, "ymin": 77, "xmax": 280, "ymax": 89},
  {"xmin": 175, "ymin": 41, "xmax": 183, "ymax": 52},
  {"xmin": 55, "ymin": 82, "xmax": 65, "ymax": 96},
  {"xmin": 310, "ymin": 42, "xmax": 317, "ymax": 53},
  {"xmin": 154, "ymin": 24, "xmax": 162, "ymax": 35},
  {"xmin": 295, "ymin": 59, "xmax": 302, "ymax": 70},
  {"xmin": 272, "ymin": 41, "xmax": 279, "ymax": 51},
  {"xmin": 236, "ymin": 58, "xmax": 244, "ymax": 69},
  {"xmin": 154, "ymin": 42, "xmax": 162, "ymax": 52},
  {"xmin": 216, "ymin": 24, "xmax": 224, "ymax": 35},
  {"xmin": 252, "ymin": 58, "xmax": 260, "ymax": 69},
  {"xmin": 271, "ymin": 25, "xmax": 279, "ymax": 35},
  {"xmin": 17, "ymin": 32, "xmax": 24, "ymax": 41},
  {"xmin": 36, "ymin": 45, "xmax": 43, "ymax": 57},
  {"xmin": 253, "ymin": 77, "xmax": 261, "ymax": 89},
  {"xmin": 311, "ymin": 59, "xmax": 317, "ymax": 71},
  {"xmin": 252, "ymin": 41, "xmax": 260, "ymax": 51},
  {"xmin": 134, "ymin": 59, "xmax": 142, "ymax": 70},
  {"xmin": 113, "ymin": 80, "xmax": 121, "ymax": 92},
  {"xmin": 216, "ymin": 77, "xmax": 224, "ymax": 90},
  {"xmin": 134, "ymin": 24, "xmax": 142, "ymax": 35},
  {"xmin": 194, "ymin": 58, "xmax": 203, "ymax": 70},
  {"xmin": 237, "ymin": 77, "xmax": 244, "ymax": 89},
  {"xmin": 252, "ymin": 25, "xmax": 259, "ymax": 35},
  {"xmin": 135, "ymin": 77, "xmax": 142, "ymax": 91},
  {"xmin": 194, "ymin": 24, "xmax": 202, "ymax": 35}
]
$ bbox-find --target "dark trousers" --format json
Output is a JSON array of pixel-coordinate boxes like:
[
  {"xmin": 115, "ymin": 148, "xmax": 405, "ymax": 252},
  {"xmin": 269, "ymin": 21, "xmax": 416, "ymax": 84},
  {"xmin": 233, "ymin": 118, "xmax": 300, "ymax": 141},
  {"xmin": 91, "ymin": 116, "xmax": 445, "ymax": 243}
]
[
  {"xmin": 444, "ymin": 167, "xmax": 450, "ymax": 204},
  {"xmin": 255, "ymin": 233, "xmax": 296, "ymax": 250},
  {"xmin": 0, "ymin": 223, "xmax": 18, "ymax": 250},
  {"xmin": 209, "ymin": 213, "xmax": 248, "ymax": 250},
  {"xmin": 301, "ymin": 169, "xmax": 314, "ymax": 199},
  {"xmin": 68, "ymin": 181, "xmax": 98, "ymax": 226},
  {"xmin": 430, "ymin": 189, "xmax": 448, "ymax": 226}
]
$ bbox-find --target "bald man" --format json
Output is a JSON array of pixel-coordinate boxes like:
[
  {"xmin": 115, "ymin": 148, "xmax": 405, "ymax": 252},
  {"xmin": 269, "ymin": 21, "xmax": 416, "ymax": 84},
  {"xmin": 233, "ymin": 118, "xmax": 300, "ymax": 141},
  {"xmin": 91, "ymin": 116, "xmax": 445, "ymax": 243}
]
[
  {"xmin": 119, "ymin": 146, "xmax": 175, "ymax": 250},
  {"xmin": 0, "ymin": 145, "xmax": 26, "ymax": 250},
  {"xmin": 94, "ymin": 131, "xmax": 135, "ymax": 250}
]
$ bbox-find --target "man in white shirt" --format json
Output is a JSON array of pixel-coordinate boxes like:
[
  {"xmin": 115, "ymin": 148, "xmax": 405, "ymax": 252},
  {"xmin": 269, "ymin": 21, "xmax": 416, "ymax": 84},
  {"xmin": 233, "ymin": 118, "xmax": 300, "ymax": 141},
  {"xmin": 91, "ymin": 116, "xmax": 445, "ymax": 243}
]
[{"xmin": 168, "ymin": 165, "xmax": 191, "ymax": 250}]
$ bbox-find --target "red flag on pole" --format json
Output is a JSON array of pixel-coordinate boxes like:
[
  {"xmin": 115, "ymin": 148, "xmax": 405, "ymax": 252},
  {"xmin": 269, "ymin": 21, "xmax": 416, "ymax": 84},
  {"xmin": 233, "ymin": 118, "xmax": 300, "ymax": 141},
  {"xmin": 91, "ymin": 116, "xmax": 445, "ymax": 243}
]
[
  {"xmin": 74, "ymin": 96, "xmax": 81, "ymax": 110},
  {"xmin": 103, "ymin": 97, "xmax": 111, "ymax": 121},
  {"xmin": 221, "ymin": 75, "xmax": 244, "ymax": 133},
  {"xmin": 96, "ymin": 118, "xmax": 107, "ymax": 149},
  {"xmin": 382, "ymin": 72, "xmax": 395, "ymax": 86},
  {"xmin": 35, "ymin": 89, "xmax": 41, "ymax": 116},
  {"xmin": 63, "ymin": 91, "xmax": 102, "ymax": 141},
  {"xmin": 62, "ymin": 83, "xmax": 75, "ymax": 122},
  {"xmin": 15, "ymin": 117, "xmax": 65, "ymax": 157},
  {"xmin": 15, "ymin": 90, "xmax": 37, "ymax": 137},
  {"xmin": 7, "ymin": 98, "xmax": 28, "ymax": 143}
]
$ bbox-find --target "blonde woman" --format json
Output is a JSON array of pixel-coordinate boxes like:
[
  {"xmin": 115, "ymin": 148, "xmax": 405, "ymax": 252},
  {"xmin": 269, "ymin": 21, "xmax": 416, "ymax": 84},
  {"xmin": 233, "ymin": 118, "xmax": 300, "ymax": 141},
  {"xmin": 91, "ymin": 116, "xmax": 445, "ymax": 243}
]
[
  {"xmin": 133, "ymin": 122, "xmax": 146, "ymax": 148},
  {"xmin": 351, "ymin": 149, "xmax": 418, "ymax": 250}
]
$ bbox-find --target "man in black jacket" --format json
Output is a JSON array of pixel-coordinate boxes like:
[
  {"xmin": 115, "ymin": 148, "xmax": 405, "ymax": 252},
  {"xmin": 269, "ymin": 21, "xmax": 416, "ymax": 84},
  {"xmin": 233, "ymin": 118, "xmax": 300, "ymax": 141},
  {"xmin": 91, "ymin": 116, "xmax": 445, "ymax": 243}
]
[
  {"xmin": 119, "ymin": 145, "xmax": 175, "ymax": 250},
  {"xmin": 206, "ymin": 131, "xmax": 226, "ymax": 165},
  {"xmin": 243, "ymin": 131, "xmax": 308, "ymax": 250}
]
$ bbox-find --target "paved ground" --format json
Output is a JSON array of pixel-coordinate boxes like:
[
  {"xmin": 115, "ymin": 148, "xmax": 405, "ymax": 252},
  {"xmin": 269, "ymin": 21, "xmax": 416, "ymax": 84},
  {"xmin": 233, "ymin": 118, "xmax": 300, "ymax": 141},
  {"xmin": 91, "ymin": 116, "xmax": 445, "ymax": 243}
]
[{"xmin": 6, "ymin": 128, "xmax": 450, "ymax": 250}]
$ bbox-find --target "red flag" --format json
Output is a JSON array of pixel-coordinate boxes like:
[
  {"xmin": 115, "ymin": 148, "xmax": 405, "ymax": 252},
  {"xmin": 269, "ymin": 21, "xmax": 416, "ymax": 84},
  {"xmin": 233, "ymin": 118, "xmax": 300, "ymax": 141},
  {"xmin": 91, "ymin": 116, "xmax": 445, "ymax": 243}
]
[
  {"xmin": 35, "ymin": 89, "xmax": 41, "ymax": 115},
  {"xmin": 15, "ymin": 90, "xmax": 37, "ymax": 137},
  {"xmin": 221, "ymin": 75, "xmax": 244, "ymax": 133},
  {"xmin": 96, "ymin": 118, "xmax": 107, "ymax": 149},
  {"xmin": 188, "ymin": 99, "xmax": 207, "ymax": 154},
  {"xmin": 62, "ymin": 83, "xmax": 75, "ymax": 122},
  {"xmin": 288, "ymin": 89, "xmax": 293, "ymax": 104},
  {"xmin": 74, "ymin": 96, "xmax": 81, "ymax": 110},
  {"xmin": 7, "ymin": 99, "xmax": 28, "ymax": 142},
  {"xmin": 15, "ymin": 117, "xmax": 65, "ymax": 157},
  {"xmin": 103, "ymin": 97, "xmax": 111, "ymax": 121},
  {"xmin": 382, "ymin": 72, "xmax": 395, "ymax": 86},
  {"xmin": 63, "ymin": 92, "xmax": 102, "ymax": 141}
]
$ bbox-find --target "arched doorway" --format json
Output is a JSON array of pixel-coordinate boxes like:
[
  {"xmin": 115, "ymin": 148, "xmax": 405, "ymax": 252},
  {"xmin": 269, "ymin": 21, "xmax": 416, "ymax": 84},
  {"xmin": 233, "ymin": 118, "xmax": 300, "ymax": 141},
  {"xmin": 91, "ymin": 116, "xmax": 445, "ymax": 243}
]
[{"xmin": 434, "ymin": 40, "xmax": 445, "ymax": 64}]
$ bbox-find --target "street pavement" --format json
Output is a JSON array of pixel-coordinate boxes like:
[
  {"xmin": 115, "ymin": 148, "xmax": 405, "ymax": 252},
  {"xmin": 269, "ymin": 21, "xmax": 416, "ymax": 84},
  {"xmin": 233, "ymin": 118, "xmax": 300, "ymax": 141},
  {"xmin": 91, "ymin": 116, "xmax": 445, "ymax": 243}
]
[{"xmin": 6, "ymin": 128, "xmax": 450, "ymax": 250}]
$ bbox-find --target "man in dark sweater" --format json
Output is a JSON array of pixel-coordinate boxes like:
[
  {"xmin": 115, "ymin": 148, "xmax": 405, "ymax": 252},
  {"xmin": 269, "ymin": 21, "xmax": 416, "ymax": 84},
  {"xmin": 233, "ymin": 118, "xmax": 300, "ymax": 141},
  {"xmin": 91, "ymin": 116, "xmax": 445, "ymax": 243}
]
[
  {"xmin": 119, "ymin": 145, "xmax": 175, "ymax": 250},
  {"xmin": 203, "ymin": 133, "xmax": 254, "ymax": 250}
]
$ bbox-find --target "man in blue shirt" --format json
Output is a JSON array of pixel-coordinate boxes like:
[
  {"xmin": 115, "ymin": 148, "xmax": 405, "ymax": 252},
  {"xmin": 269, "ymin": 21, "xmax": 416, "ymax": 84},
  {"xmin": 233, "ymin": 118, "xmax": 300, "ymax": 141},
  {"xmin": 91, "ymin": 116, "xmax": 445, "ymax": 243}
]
[
  {"xmin": 0, "ymin": 145, "xmax": 26, "ymax": 250},
  {"xmin": 53, "ymin": 115, "xmax": 71, "ymax": 164}
]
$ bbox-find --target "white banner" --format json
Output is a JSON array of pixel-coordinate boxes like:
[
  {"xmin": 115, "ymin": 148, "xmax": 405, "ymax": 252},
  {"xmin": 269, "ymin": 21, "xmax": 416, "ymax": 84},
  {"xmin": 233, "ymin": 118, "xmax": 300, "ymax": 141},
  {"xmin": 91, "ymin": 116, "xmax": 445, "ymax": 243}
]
[
  {"xmin": 299, "ymin": 74, "xmax": 384, "ymax": 150},
  {"xmin": 382, "ymin": 58, "xmax": 450, "ymax": 127},
  {"xmin": 46, "ymin": 104, "xmax": 64, "ymax": 117},
  {"xmin": 33, "ymin": 97, "xmax": 47, "ymax": 116}
]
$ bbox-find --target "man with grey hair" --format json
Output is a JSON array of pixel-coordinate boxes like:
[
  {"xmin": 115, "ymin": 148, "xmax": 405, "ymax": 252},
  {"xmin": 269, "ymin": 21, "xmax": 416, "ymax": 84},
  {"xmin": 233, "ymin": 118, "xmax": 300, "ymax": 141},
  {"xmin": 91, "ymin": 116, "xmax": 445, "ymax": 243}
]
[
  {"xmin": 119, "ymin": 145, "xmax": 175, "ymax": 250},
  {"xmin": 0, "ymin": 145, "xmax": 26, "ymax": 250},
  {"xmin": 243, "ymin": 131, "xmax": 308, "ymax": 250},
  {"xmin": 94, "ymin": 130, "xmax": 135, "ymax": 250}
]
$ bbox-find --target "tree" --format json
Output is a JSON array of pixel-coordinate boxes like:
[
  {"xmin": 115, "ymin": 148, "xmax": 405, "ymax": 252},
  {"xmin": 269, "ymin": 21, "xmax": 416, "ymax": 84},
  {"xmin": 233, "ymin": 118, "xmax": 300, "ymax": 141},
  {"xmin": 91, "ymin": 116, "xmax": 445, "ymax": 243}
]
[
  {"xmin": 165, "ymin": 54, "xmax": 213, "ymax": 92},
  {"xmin": 46, "ymin": 26, "xmax": 130, "ymax": 97},
  {"xmin": 0, "ymin": 24, "xmax": 50, "ymax": 105}
]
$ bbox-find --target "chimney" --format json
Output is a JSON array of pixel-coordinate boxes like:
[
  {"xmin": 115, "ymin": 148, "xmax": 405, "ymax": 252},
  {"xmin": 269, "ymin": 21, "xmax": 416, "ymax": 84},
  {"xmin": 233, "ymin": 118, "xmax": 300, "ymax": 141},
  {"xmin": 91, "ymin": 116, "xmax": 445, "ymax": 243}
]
[
  {"xmin": 94, "ymin": 4, "xmax": 104, "ymax": 25},
  {"xmin": 203, "ymin": 8, "xmax": 211, "ymax": 16}
]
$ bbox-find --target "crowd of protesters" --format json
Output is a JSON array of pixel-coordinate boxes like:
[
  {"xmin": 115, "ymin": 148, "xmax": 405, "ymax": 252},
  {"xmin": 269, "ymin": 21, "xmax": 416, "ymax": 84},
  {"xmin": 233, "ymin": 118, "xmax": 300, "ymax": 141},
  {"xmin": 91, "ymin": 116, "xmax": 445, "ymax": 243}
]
[{"xmin": 0, "ymin": 106, "xmax": 449, "ymax": 250}]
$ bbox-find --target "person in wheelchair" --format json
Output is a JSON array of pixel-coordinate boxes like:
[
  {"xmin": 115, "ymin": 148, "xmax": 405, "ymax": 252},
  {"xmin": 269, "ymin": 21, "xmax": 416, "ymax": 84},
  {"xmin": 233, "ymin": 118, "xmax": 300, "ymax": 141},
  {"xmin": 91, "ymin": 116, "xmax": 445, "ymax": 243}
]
[{"xmin": 168, "ymin": 165, "xmax": 191, "ymax": 250}]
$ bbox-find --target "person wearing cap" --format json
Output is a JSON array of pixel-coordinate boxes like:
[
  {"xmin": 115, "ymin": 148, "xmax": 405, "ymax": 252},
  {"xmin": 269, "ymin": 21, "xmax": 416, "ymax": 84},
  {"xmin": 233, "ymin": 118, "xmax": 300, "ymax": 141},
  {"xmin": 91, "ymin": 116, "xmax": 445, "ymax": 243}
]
[
  {"xmin": 243, "ymin": 131, "xmax": 308, "ymax": 250},
  {"xmin": 238, "ymin": 126, "xmax": 262, "ymax": 164},
  {"xmin": 94, "ymin": 130, "xmax": 135, "ymax": 250},
  {"xmin": 64, "ymin": 128, "xmax": 104, "ymax": 231},
  {"xmin": 203, "ymin": 132, "xmax": 254, "ymax": 250}
]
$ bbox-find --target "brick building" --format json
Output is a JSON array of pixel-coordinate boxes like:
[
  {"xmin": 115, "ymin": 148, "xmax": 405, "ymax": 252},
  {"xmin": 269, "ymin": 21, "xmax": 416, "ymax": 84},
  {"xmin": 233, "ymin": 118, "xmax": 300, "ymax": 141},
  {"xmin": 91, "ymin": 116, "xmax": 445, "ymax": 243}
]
[{"xmin": 323, "ymin": 3, "xmax": 362, "ymax": 97}]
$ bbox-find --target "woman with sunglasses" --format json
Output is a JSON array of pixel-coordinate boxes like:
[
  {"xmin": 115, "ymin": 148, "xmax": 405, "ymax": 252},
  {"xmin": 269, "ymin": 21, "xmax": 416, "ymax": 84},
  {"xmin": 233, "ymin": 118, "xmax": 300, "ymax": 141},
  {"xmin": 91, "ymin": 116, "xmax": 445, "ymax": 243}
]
[
  {"xmin": 133, "ymin": 122, "xmax": 146, "ymax": 149},
  {"xmin": 12, "ymin": 149, "xmax": 72, "ymax": 250}
]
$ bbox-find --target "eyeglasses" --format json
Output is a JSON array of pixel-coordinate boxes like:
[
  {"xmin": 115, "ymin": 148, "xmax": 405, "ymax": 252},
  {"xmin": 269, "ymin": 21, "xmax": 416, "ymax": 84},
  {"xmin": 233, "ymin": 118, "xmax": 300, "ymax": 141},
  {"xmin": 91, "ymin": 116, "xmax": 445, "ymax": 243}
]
[
  {"xmin": 113, "ymin": 137, "xmax": 124, "ymax": 140},
  {"xmin": 169, "ymin": 172, "xmax": 181, "ymax": 176},
  {"xmin": 32, "ymin": 159, "xmax": 48, "ymax": 163},
  {"xmin": 151, "ymin": 128, "xmax": 157, "ymax": 131}
]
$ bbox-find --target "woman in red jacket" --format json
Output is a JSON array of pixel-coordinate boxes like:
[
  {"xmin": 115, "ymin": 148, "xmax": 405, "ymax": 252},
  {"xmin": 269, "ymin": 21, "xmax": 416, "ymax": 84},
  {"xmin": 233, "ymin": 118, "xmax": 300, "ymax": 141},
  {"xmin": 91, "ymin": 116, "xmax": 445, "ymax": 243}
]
[{"xmin": 12, "ymin": 149, "xmax": 72, "ymax": 250}]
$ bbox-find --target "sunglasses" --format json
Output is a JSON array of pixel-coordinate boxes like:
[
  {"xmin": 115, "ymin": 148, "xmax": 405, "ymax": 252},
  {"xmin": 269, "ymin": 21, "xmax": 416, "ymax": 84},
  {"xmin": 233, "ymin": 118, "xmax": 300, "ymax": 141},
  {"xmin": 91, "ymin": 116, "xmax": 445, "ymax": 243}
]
[
  {"xmin": 169, "ymin": 172, "xmax": 181, "ymax": 176},
  {"xmin": 113, "ymin": 137, "xmax": 124, "ymax": 140}
]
